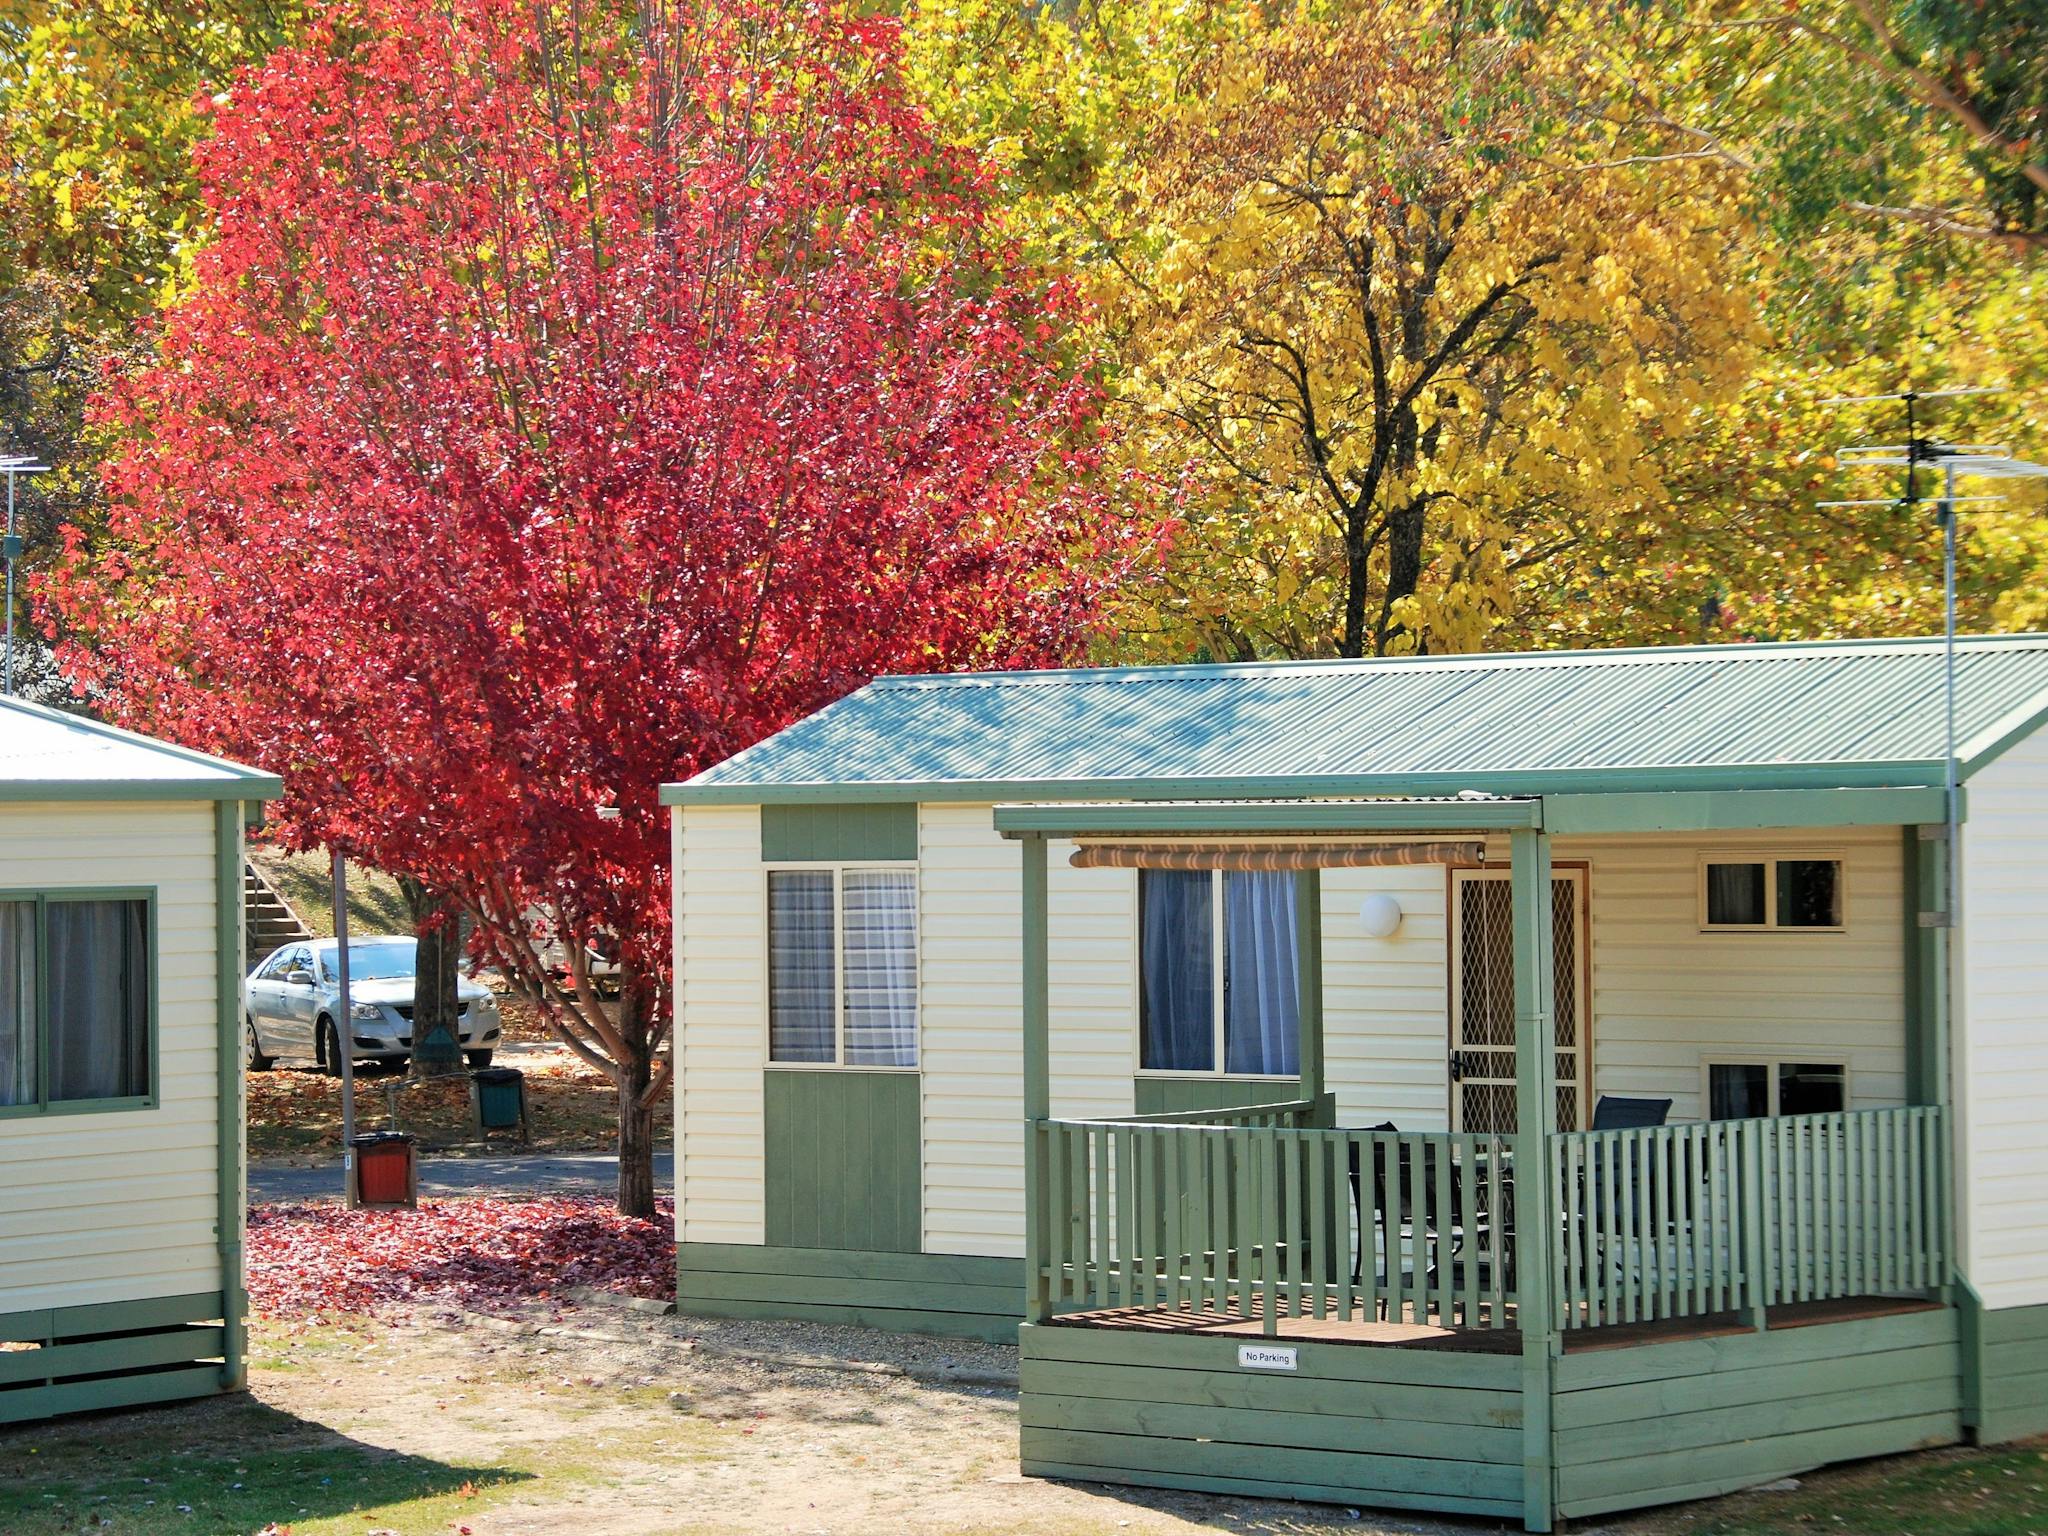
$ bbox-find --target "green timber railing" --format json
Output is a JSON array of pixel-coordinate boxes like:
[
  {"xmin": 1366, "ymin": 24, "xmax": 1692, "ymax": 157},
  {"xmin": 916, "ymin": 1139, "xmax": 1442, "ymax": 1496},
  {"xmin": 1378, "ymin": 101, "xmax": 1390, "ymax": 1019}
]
[
  {"xmin": 1035, "ymin": 1114, "xmax": 1516, "ymax": 1335},
  {"xmin": 1033, "ymin": 1105, "xmax": 1947, "ymax": 1341},
  {"xmin": 1549, "ymin": 1106, "xmax": 1947, "ymax": 1330}
]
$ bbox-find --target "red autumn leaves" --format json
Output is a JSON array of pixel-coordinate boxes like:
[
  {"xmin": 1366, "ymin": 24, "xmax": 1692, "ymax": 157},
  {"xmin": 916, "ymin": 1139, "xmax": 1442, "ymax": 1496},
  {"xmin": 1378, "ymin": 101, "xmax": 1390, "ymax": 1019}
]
[{"xmin": 248, "ymin": 1199, "xmax": 676, "ymax": 1316}]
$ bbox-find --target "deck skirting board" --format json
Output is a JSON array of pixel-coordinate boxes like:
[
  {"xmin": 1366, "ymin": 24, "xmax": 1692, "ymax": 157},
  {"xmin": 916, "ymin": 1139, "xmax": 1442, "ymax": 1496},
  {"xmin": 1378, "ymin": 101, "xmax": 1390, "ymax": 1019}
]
[
  {"xmin": 1970, "ymin": 1297, "xmax": 2048, "ymax": 1443},
  {"xmin": 676, "ymin": 1243, "xmax": 1023, "ymax": 1343},
  {"xmin": 1552, "ymin": 1307, "xmax": 1963, "ymax": 1521},
  {"xmin": 1018, "ymin": 1322, "xmax": 1522, "ymax": 1517},
  {"xmin": 0, "ymin": 1291, "xmax": 230, "ymax": 1426}
]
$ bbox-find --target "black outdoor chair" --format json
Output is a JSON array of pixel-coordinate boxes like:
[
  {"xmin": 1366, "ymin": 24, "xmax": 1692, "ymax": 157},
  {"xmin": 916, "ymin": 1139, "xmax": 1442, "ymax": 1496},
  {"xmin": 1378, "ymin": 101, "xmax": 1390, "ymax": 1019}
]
[
  {"xmin": 1346, "ymin": 1124, "xmax": 1468, "ymax": 1307},
  {"xmin": 1591, "ymin": 1095, "xmax": 1674, "ymax": 1131}
]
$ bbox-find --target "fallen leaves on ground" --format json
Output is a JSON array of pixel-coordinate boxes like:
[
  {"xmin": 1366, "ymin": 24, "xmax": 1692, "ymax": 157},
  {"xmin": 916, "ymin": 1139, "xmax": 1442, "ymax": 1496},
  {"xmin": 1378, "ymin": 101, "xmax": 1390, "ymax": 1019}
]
[{"xmin": 248, "ymin": 1197, "xmax": 675, "ymax": 1317}]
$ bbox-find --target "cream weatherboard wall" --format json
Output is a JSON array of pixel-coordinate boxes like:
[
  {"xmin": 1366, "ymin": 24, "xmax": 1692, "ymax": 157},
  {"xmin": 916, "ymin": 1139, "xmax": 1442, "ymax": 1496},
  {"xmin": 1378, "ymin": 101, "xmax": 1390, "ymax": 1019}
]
[
  {"xmin": 1958, "ymin": 724, "xmax": 2048, "ymax": 1311},
  {"xmin": 673, "ymin": 803, "xmax": 768, "ymax": 1245},
  {"xmin": 675, "ymin": 803, "xmax": 1913, "ymax": 1265},
  {"xmin": 0, "ymin": 801, "xmax": 227, "ymax": 1314}
]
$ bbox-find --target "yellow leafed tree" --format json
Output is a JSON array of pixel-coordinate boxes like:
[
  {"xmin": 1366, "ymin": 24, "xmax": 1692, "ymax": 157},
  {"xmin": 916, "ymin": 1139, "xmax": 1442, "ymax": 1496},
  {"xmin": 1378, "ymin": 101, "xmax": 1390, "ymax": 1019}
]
[{"xmin": 1107, "ymin": 4, "xmax": 1767, "ymax": 658}]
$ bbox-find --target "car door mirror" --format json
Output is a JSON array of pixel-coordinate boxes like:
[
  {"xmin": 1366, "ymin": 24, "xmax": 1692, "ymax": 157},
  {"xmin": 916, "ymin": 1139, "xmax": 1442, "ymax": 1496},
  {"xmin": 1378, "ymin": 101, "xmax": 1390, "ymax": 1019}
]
[{"xmin": 284, "ymin": 968, "xmax": 315, "ymax": 987}]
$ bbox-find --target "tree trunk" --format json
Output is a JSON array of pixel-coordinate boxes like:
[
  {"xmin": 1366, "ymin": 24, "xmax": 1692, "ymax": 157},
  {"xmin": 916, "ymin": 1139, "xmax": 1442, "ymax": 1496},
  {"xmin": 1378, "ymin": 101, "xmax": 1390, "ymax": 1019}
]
[
  {"xmin": 400, "ymin": 876, "xmax": 464, "ymax": 1077},
  {"xmin": 613, "ymin": 973, "xmax": 658, "ymax": 1219}
]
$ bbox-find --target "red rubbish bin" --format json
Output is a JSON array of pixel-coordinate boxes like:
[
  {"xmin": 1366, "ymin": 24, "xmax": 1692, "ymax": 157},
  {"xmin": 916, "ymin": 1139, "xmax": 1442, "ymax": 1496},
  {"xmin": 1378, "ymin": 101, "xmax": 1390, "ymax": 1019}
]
[{"xmin": 353, "ymin": 1131, "xmax": 416, "ymax": 1207}]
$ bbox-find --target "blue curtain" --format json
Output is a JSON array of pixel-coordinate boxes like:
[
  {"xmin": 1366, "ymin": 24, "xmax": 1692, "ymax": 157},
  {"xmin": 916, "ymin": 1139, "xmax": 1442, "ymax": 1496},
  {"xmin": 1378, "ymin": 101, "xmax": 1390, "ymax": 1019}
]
[
  {"xmin": 1224, "ymin": 872, "xmax": 1299, "ymax": 1075},
  {"xmin": 1139, "ymin": 870, "xmax": 1213, "ymax": 1071}
]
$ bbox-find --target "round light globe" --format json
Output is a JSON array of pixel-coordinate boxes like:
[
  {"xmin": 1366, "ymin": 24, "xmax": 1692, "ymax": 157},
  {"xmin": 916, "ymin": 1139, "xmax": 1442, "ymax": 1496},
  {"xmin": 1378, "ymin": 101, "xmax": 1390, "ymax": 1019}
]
[{"xmin": 1358, "ymin": 893, "xmax": 1404, "ymax": 939}]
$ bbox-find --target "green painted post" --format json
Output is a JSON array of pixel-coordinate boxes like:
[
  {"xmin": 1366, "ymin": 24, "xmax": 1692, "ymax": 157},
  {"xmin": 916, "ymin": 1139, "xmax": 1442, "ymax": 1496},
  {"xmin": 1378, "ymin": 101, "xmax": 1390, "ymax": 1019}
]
[
  {"xmin": 1022, "ymin": 834, "xmax": 1052, "ymax": 1324},
  {"xmin": 1509, "ymin": 826, "xmax": 1557, "ymax": 1533},
  {"xmin": 1294, "ymin": 870, "xmax": 1327, "ymax": 1126},
  {"xmin": 213, "ymin": 800, "xmax": 247, "ymax": 1392}
]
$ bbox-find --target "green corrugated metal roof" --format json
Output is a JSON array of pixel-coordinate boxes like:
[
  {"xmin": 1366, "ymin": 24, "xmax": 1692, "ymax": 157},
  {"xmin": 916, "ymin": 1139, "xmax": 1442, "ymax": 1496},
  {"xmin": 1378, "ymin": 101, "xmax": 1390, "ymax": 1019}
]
[
  {"xmin": 0, "ymin": 697, "xmax": 282, "ymax": 801},
  {"xmin": 664, "ymin": 633, "xmax": 2048, "ymax": 805}
]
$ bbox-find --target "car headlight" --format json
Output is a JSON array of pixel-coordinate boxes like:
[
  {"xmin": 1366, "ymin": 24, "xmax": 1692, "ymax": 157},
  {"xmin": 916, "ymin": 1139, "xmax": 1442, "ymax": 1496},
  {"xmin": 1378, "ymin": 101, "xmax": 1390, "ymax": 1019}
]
[{"xmin": 349, "ymin": 1001, "xmax": 384, "ymax": 1021}]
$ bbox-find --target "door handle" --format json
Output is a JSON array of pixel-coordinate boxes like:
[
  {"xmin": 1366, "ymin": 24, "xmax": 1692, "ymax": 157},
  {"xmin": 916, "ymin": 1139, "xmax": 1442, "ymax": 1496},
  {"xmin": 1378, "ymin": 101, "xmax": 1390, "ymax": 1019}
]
[{"xmin": 1449, "ymin": 1050, "xmax": 1467, "ymax": 1082}]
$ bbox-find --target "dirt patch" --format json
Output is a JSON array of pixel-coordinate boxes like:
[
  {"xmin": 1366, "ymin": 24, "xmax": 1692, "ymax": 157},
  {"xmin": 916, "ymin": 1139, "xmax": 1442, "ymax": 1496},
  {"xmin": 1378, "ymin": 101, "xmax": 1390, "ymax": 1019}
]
[{"xmin": 257, "ymin": 1306, "xmax": 1476, "ymax": 1536}]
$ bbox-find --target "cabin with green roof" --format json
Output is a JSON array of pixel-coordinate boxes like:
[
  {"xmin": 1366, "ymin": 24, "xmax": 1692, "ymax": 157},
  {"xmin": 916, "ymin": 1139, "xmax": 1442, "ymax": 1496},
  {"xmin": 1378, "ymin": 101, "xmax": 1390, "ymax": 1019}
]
[
  {"xmin": 662, "ymin": 632, "xmax": 2048, "ymax": 1529},
  {"xmin": 0, "ymin": 697, "xmax": 278, "ymax": 1426}
]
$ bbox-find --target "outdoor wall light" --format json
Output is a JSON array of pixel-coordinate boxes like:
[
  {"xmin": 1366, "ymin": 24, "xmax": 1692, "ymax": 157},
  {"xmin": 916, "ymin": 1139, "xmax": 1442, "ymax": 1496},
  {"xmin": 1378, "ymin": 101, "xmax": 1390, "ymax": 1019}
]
[{"xmin": 1357, "ymin": 892, "xmax": 1403, "ymax": 939}]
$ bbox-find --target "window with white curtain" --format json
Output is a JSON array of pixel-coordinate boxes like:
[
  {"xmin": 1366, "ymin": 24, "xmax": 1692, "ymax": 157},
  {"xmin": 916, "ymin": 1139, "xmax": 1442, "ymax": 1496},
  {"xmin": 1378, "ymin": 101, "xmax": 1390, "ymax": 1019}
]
[
  {"xmin": 0, "ymin": 892, "xmax": 153, "ymax": 1114},
  {"xmin": 1139, "ymin": 869, "xmax": 1299, "ymax": 1076},
  {"xmin": 767, "ymin": 867, "xmax": 917, "ymax": 1068}
]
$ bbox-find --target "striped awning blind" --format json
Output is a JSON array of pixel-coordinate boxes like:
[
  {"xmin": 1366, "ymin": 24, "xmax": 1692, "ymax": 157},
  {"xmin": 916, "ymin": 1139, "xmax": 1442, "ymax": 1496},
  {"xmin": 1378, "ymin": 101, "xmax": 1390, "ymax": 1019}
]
[{"xmin": 1068, "ymin": 841, "xmax": 1484, "ymax": 871}]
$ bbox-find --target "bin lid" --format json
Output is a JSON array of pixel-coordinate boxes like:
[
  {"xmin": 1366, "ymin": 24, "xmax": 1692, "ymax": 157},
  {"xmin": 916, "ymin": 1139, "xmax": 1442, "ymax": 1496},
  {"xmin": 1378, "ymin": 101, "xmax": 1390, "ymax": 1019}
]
[
  {"xmin": 352, "ymin": 1130, "xmax": 415, "ymax": 1148},
  {"xmin": 472, "ymin": 1067, "xmax": 525, "ymax": 1085}
]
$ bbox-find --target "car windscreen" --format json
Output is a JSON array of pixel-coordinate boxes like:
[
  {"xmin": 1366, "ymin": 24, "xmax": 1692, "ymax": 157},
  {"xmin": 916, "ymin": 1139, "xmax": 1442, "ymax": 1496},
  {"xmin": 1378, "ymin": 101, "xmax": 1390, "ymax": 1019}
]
[{"xmin": 318, "ymin": 941, "xmax": 416, "ymax": 983}]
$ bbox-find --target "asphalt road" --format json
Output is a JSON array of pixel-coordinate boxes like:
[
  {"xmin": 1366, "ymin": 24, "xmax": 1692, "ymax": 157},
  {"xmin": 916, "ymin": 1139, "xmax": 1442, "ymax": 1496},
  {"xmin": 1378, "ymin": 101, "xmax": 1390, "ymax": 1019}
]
[{"xmin": 249, "ymin": 1150, "xmax": 674, "ymax": 1203}]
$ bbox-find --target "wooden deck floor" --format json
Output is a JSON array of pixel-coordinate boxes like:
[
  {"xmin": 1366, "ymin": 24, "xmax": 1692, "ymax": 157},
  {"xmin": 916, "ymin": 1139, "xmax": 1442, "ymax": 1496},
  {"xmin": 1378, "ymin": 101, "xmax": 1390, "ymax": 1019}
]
[{"xmin": 1048, "ymin": 1294, "xmax": 1945, "ymax": 1354}]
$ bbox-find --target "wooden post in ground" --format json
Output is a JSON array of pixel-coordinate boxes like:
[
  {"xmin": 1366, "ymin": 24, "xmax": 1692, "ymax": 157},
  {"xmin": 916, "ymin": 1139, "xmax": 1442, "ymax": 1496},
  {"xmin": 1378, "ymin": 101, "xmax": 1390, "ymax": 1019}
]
[{"xmin": 1510, "ymin": 827, "xmax": 1557, "ymax": 1533}]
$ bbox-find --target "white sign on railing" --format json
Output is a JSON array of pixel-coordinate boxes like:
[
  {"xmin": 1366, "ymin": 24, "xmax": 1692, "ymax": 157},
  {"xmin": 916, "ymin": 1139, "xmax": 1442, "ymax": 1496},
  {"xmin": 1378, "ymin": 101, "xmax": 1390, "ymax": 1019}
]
[{"xmin": 1237, "ymin": 1344, "xmax": 1298, "ymax": 1372}]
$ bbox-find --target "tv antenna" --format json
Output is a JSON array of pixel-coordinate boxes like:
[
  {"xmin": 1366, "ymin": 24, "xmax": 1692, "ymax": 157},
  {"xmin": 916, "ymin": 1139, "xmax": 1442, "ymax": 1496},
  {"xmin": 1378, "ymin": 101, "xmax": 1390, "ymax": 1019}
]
[
  {"xmin": 1, "ymin": 452, "xmax": 51, "ymax": 698},
  {"xmin": 1821, "ymin": 385, "xmax": 2048, "ymax": 938}
]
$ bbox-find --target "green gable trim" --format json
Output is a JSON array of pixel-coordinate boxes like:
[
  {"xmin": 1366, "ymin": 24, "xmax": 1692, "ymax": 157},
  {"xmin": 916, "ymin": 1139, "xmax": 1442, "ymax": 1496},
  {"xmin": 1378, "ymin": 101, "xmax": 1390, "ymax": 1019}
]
[
  {"xmin": 668, "ymin": 759, "xmax": 1955, "ymax": 807},
  {"xmin": 764, "ymin": 1070, "xmax": 920, "ymax": 1253},
  {"xmin": 760, "ymin": 801, "xmax": 916, "ymax": 862},
  {"xmin": 1543, "ymin": 786, "xmax": 1952, "ymax": 834},
  {"xmin": 994, "ymin": 800, "xmax": 1540, "ymax": 836},
  {"xmin": 215, "ymin": 801, "xmax": 248, "ymax": 1391},
  {"xmin": 677, "ymin": 1243, "xmax": 1020, "ymax": 1343},
  {"xmin": 0, "ymin": 778, "xmax": 284, "ymax": 802}
]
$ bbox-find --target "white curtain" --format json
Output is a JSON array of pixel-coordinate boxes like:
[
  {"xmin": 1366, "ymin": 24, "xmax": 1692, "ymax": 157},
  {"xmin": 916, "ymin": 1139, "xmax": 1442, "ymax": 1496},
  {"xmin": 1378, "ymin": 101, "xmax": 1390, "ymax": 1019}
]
[
  {"xmin": 0, "ymin": 900, "xmax": 35, "ymax": 1106},
  {"xmin": 46, "ymin": 898, "xmax": 148, "ymax": 1103},
  {"xmin": 767, "ymin": 871, "xmax": 836, "ymax": 1062},
  {"xmin": 1223, "ymin": 871, "xmax": 1299, "ymax": 1075},
  {"xmin": 1706, "ymin": 861, "xmax": 1766, "ymax": 925},
  {"xmin": 842, "ymin": 870, "xmax": 917, "ymax": 1067}
]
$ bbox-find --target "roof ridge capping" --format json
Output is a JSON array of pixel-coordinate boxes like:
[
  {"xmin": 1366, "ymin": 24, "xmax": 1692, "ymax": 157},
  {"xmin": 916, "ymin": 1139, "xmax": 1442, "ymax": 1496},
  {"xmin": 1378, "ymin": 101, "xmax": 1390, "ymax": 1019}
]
[{"xmin": 865, "ymin": 630, "xmax": 2048, "ymax": 689}]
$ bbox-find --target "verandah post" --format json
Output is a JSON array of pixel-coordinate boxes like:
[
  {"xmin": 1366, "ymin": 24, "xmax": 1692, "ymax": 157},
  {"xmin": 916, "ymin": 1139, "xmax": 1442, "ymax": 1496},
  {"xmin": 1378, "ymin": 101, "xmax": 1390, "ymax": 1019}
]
[
  {"xmin": 1022, "ymin": 833, "xmax": 1053, "ymax": 1324},
  {"xmin": 1510, "ymin": 825, "xmax": 1558, "ymax": 1533},
  {"xmin": 1294, "ymin": 868, "xmax": 1327, "ymax": 1125}
]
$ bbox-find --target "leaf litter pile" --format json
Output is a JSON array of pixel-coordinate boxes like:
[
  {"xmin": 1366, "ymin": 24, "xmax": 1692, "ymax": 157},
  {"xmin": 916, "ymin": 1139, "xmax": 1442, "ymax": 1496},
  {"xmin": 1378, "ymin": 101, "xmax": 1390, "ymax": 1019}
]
[{"xmin": 248, "ymin": 1197, "xmax": 674, "ymax": 1316}]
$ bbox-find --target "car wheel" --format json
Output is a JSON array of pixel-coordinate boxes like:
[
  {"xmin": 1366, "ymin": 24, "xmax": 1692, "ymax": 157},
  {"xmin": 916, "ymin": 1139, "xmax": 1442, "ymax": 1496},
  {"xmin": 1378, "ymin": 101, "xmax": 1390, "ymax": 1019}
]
[
  {"xmin": 318, "ymin": 1017, "xmax": 344, "ymax": 1077},
  {"xmin": 465, "ymin": 1049, "xmax": 494, "ymax": 1070},
  {"xmin": 245, "ymin": 1017, "xmax": 274, "ymax": 1072}
]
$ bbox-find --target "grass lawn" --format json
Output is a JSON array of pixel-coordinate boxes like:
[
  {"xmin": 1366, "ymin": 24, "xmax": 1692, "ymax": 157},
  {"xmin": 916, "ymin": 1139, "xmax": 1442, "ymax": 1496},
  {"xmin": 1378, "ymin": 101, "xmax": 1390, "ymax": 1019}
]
[
  {"xmin": 248, "ymin": 845, "xmax": 414, "ymax": 941},
  {"xmin": 2, "ymin": 1308, "xmax": 2043, "ymax": 1536}
]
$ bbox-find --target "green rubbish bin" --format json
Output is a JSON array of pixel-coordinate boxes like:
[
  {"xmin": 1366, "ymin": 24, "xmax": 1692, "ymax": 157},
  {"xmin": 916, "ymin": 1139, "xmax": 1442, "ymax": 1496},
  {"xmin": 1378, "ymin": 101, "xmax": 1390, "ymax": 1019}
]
[{"xmin": 471, "ymin": 1065, "xmax": 528, "ymax": 1136}]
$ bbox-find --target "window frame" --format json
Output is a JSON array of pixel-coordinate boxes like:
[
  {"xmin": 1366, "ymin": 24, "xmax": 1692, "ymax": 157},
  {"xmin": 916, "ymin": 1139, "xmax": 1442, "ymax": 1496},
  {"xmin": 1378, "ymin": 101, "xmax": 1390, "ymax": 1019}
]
[
  {"xmin": 0, "ymin": 886, "xmax": 160, "ymax": 1119},
  {"xmin": 761, "ymin": 862, "xmax": 920, "ymax": 1073},
  {"xmin": 1697, "ymin": 850, "xmax": 1847, "ymax": 933},
  {"xmin": 1700, "ymin": 1055, "xmax": 1853, "ymax": 1120},
  {"xmin": 1131, "ymin": 867, "xmax": 1300, "ymax": 1081}
]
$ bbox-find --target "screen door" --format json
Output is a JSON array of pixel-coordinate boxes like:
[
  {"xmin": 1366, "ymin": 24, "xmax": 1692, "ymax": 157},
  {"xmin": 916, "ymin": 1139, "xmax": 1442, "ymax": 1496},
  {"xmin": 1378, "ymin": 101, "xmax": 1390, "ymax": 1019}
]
[{"xmin": 1449, "ymin": 868, "xmax": 1586, "ymax": 1134}]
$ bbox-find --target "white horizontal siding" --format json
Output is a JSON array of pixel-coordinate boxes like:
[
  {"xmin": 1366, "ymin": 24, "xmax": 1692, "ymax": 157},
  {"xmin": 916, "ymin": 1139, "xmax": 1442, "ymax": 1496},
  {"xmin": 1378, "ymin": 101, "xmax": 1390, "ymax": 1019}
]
[
  {"xmin": 0, "ymin": 801, "xmax": 225, "ymax": 1313},
  {"xmin": 1960, "ymin": 725, "xmax": 2048, "ymax": 1308},
  {"xmin": 918, "ymin": 804, "xmax": 1023, "ymax": 1257},
  {"xmin": 1323, "ymin": 865, "xmax": 1451, "ymax": 1128},
  {"xmin": 1560, "ymin": 827, "xmax": 1907, "ymax": 1121},
  {"xmin": 673, "ymin": 805, "xmax": 766, "ymax": 1244},
  {"xmin": 671, "ymin": 801, "xmax": 1921, "ymax": 1269}
]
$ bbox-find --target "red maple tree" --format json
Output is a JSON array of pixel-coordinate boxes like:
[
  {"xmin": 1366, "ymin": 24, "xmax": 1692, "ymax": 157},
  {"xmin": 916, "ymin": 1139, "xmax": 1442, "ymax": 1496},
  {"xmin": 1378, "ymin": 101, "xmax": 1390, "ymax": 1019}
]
[{"xmin": 45, "ymin": 0, "xmax": 1138, "ymax": 1215}]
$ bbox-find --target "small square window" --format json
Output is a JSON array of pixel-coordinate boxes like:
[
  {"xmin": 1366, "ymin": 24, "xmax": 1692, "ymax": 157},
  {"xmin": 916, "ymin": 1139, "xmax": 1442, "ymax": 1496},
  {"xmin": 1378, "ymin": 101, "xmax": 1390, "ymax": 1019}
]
[
  {"xmin": 1777, "ymin": 861, "xmax": 1842, "ymax": 928},
  {"xmin": 1779, "ymin": 1062, "xmax": 1846, "ymax": 1116},
  {"xmin": 1708, "ymin": 1062, "xmax": 1769, "ymax": 1120},
  {"xmin": 1705, "ymin": 863, "xmax": 1767, "ymax": 926}
]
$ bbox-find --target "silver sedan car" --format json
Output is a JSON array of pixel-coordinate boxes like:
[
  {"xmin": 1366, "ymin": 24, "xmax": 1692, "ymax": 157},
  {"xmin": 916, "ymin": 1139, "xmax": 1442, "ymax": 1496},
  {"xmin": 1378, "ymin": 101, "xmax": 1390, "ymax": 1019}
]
[{"xmin": 243, "ymin": 936, "xmax": 503, "ymax": 1072}]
